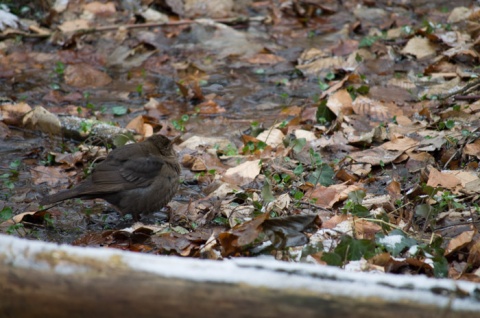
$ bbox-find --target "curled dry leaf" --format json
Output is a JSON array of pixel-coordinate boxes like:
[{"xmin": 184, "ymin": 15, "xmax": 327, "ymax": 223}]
[
  {"xmin": 0, "ymin": 102, "xmax": 32, "ymax": 125},
  {"xmin": 218, "ymin": 212, "xmax": 269, "ymax": 256},
  {"xmin": 444, "ymin": 230, "xmax": 475, "ymax": 256},
  {"xmin": 256, "ymin": 128, "xmax": 284, "ymax": 148},
  {"xmin": 22, "ymin": 106, "xmax": 61, "ymax": 135}
]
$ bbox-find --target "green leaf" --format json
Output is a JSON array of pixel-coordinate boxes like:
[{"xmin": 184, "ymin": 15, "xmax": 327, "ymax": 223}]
[
  {"xmin": 112, "ymin": 133, "xmax": 134, "ymax": 147},
  {"xmin": 316, "ymin": 100, "xmax": 336, "ymax": 124},
  {"xmin": 359, "ymin": 35, "xmax": 379, "ymax": 48},
  {"xmin": 325, "ymin": 72, "xmax": 335, "ymax": 81},
  {"xmin": 261, "ymin": 179, "xmax": 275, "ymax": 203},
  {"xmin": 348, "ymin": 190, "xmax": 365, "ymax": 204},
  {"xmin": 293, "ymin": 164, "xmax": 304, "ymax": 176},
  {"xmin": 415, "ymin": 204, "xmax": 433, "ymax": 218},
  {"xmin": 321, "ymin": 252, "xmax": 343, "ymax": 266},
  {"xmin": 213, "ymin": 216, "xmax": 229, "ymax": 225},
  {"xmin": 350, "ymin": 204, "xmax": 370, "ymax": 217},
  {"xmin": 112, "ymin": 106, "xmax": 128, "ymax": 116},
  {"xmin": 171, "ymin": 225, "xmax": 189, "ymax": 234},
  {"xmin": 432, "ymin": 255, "xmax": 448, "ymax": 278},
  {"xmin": 307, "ymin": 164, "xmax": 334, "ymax": 186},
  {"xmin": 9, "ymin": 159, "xmax": 21, "ymax": 170},
  {"xmin": 335, "ymin": 235, "xmax": 377, "ymax": 261},
  {"xmin": 0, "ymin": 206, "xmax": 13, "ymax": 222},
  {"xmin": 318, "ymin": 81, "xmax": 329, "ymax": 91},
  {"xmin": 293, "ymin": 190, "xmax": 304, "ymax": 200},
  {"xmin": 376, "ymin": 229, "xmax": 417, "ymax": 256},
  {"xmin": 445, "ymin": 119, "xmax": 455, "ymax": 130},
  {"xmin": 356, "ymin": 85, "xmax": 370, "ymax": 95},
  {"xmin": 292, "ymin": 138, "xmax": 306, "ymax": 153}
]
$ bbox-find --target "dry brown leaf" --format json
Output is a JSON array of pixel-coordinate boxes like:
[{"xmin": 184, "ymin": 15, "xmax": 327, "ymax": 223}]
[
  {"xmin": 352, "ymin": 96, "xmax": 403, "ymax": 122},
  {"xmin": 406, "ymin": 152, "xmax": 435, "ymax": 173},
  {"xmin": 426, "ymin": 167, "xmax": 461, "ymax": 189},
  {"xmin": 381, "ymin": 136, "xmax": 418, "ymax": 152},
  {"xmin": 31, "ymin": 166, "xmax": 73, "ymax": 186},
  {"xmin": 322, "ymin": 214, "xmax": 349, "ymax": 229},
  {"xmin": 464, "ymin": 139, "xmax": 480, "ymax": 158},
  {"xmin": 305, "ymin": 184, "xmax": 362, "ymax": 208},
  {"xmin": 467, "ymin": 240, "xmax": 480, "ymax": 268},
  {"xmin": 197, "ymin": 100, "xmax": 226, "ymax": 114},
  {"xmin": 126, "ymin": 115, "xmax": 146, "ymax": 135},
  {"xmin": 246, "ymin": 53, "xmax": 285, "ymax": 64},
  {"xmin": 64, "ymin": 63, "xmax": 112, "ymax": 88},
  {"xmin": 440, "ymin": 170, "xmax": 480, "ymax": 194},
  {"xmin": 191, "ymin": 158, "xmax": 207, "ymax": 172},
  {"xmin": 217, "ymin": 212, "xmax": 269, "ymax": 256},
  {"xmin": 223, "ymin": 159, "xmax": 261, "ymax": 186},
  {"xmin": 401, "ymin": 36, "xmax": 437, "ymax": 59},
  {"xmin": 0, "ymin": 102, "xmax": 32, "ymax": 126},
  {"xmin": 349, "ymin": 147, "xmax": 403, "ymax": 166},
  {"xmin": 386, "ymin": 180, "xmax": 402, "ymax": 201},
  {"xmin": 256, "ymin": 128, "xmax": 284, "ymax": 147},
  {"xmin": 418, "ymin": 77, "xmax": 461, "ymax": 99},
  {"xmin": 445, "ymin": 230, "xmax": 475, "ymax": 256},
  {"xmin": 83, "ymin": 1, "xmax": 116, "ymax": 16},
  {"xmin": 327, "ymin": 89, "xmax": 353, "ymax": 116},
  {"xmin": 296, "ymin": 56, "xmax": 344, "ymax": 76},
  {"xmin": 53, "ymin": 151, "xmax": 84, "ymax": 167},
  {"xmin": 58, "ymin": 19, "xmax": 90, "ymax": 33},
  {"xmin": 354, "ymin": 218, "xmax": 382, "ymax": 239},
  {"xmin": 22, "ymin": 106, "xmax": 61, "ymax": 135}
]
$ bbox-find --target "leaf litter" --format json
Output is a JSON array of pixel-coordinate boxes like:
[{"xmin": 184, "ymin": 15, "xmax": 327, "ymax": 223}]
[{"xmin": 0, "ymin": 0, "xmax": 479, "ymax": 284}]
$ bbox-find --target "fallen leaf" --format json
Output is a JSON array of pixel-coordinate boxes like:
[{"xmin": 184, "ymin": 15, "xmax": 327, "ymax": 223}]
[
  {"xmin": 223, "ymin": 160, "xmax": 261, "ymax": 186},
  {"xmin": 426, "ymin": 167, "xmax": 461, "ymax": 189},
  {"xmin": 445, "ymin": 230, "xmax": 475, "ymax": 256}
]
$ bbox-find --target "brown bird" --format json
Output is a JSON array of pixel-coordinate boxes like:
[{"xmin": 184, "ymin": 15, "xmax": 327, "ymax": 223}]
[{"xmin": 41, "ymin": 134, "xmax": 180, "ymax": 220}]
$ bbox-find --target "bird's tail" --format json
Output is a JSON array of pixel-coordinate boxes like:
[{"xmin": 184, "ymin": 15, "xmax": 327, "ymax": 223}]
[{"xmin": 40, "ymin": 189, "xmax": 80, "ymax": 205}]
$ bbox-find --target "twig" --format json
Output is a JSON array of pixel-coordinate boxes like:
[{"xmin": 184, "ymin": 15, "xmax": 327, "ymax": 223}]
[
  {"xmin": 454, "ymin": 95, "xmax": 480, "ymax": 101},
  {"xmin": 439, "ymin": 77, "xmax": 480, "ymax": 100},
  {"xmin": 297, "ymin": 201, "xmax": 331, "ymax": 213}
]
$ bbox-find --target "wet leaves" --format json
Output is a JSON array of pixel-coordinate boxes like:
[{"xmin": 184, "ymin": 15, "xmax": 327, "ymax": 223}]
[{"xmin": 2, "ymin": 0, "xmax": 480, "ymax": 284}]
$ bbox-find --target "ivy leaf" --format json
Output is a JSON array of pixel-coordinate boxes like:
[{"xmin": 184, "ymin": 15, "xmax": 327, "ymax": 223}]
[
  {"xmin": 432, "ymin": 255, "xmax": 448, "ymax": 278},
  {"xmin": 308, "ymin": 164, "xmax": 334, "ymax": 186},
  {"xmin": 316, "ymin": 100, "xmax": 336, "ymax": 124},
  {"xmin": 261, "ymin": 179, "xmax": 275, "ymax": 204},
  {"xmin": 335, "ymin": 235, "xmax": 376, "ymax": 261},
  {"xmin": 350, "ymin": 204, "xmax": 370, "ymax": 217},
  {"xmin": 0, "ymin": 207, "xmax": 13, "ymax": 222},
  {"xmin": 415, "ymin": 204, "xmax": 433, "ymax": 218},
  {"xmin": 348, "ymin": 190, "xmax": 365, "ymax": 204},
  {"xmin": 112, "ymin": 106, "xmax": 128, "ymax": 116},
  {"xmin": 376, "ymin": 229, "xmax": 417, "ymax": 257},
  {"xmin": 292, "ymin": 138, "xmax": 306, "ymax": 153},
  {"xmin": 321, "ymin": 252, "xmax": 343, "ymax": 266}
]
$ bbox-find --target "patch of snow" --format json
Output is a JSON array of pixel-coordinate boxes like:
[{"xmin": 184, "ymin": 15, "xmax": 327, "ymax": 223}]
[{"xmin": 377, "ymin": 234, "xmax": 403, "ymax": 248}]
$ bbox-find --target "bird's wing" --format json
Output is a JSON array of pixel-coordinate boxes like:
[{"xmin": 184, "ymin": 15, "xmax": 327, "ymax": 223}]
[
  {"xmin": 120, "ymin": 155, "xmax": 164, "ymax": 186},
  {"xmin": 91, "ymin": 154, "xmax": 164, "ymax": 191}
]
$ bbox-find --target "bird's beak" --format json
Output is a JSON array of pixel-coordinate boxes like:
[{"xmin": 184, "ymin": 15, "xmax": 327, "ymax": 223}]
[{"xmin": 169, "ymin": 135, "xmax": 182, "ymax": 145}]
